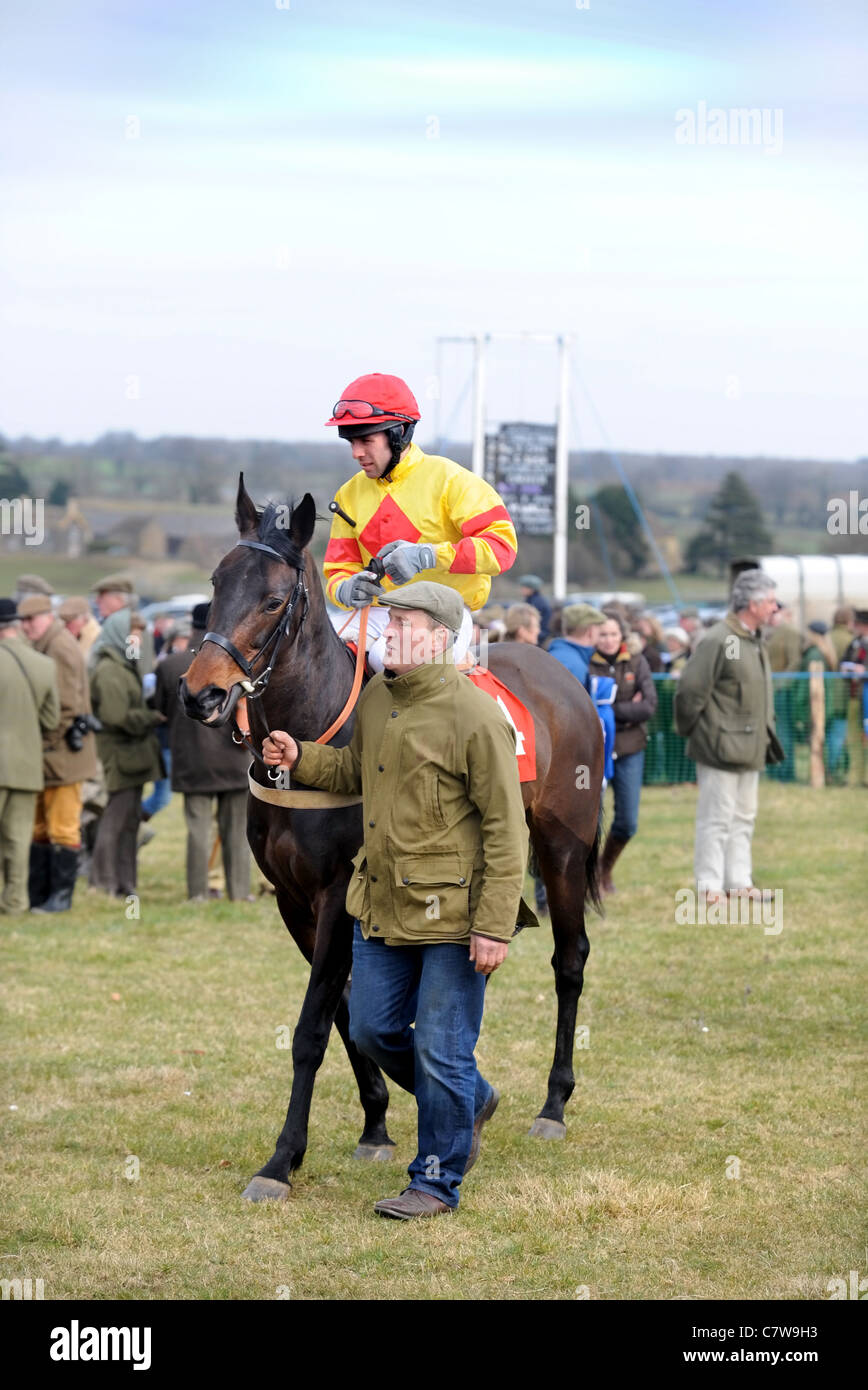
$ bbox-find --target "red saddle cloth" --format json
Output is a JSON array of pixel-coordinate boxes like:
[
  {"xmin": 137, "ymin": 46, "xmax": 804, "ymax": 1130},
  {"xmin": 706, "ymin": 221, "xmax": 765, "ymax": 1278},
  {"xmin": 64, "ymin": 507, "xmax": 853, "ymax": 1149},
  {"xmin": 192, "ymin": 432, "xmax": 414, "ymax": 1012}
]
[{"xmin": 464, "ymin": 666, "xmax": 537, "ymax": 782}]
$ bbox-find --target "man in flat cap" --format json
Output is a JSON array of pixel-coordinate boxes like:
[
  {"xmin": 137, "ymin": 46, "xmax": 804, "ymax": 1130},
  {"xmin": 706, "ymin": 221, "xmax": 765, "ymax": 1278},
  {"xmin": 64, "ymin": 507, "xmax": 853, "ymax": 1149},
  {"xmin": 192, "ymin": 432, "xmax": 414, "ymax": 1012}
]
[
  {"xmin": 14, "ymin": 574, "xmax": 55, "ymax": 603},
  {"xmin": 59, "ymin": 596, "xmax": 101, "ymax": 659},
  {"xmin": 0, "ymin": 599, "xmax": 60, "ymax": 914},
  {"xmin": 547, "ymin": 602, "xmax": 606, "ymax": 688},
  {"xmin": 18, "ymin": 594, "xmax": 97, "ymax": 911},
  {"xmin": 263, "ymin": 581, "xmax": 534, "ymax": 1220},
  {"xmin": 91, "ymin": 575, "xmax": 134, "ymax": 621}
]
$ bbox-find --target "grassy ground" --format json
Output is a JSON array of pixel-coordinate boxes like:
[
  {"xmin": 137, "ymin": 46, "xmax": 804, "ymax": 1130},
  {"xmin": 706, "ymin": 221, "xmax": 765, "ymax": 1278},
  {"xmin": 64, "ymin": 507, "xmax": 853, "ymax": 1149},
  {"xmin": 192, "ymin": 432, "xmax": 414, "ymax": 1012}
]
[{"xmin": 1, "ymin": 785, "xmax": 864, "ymax": 1301}]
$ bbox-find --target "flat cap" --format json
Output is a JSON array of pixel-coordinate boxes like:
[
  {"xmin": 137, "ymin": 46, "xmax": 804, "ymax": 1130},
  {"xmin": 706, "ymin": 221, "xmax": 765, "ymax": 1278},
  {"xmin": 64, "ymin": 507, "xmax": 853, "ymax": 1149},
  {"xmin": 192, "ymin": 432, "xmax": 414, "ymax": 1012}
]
[
  {"xmin": 562, "ymin": 602, "xmax": 606, "ymax": 632},
  {"xmin": 17, "ymin": 594, "xmax": 53, "ymax": 617},
  {"xmin": 385, "ymin": 581, "xmax": 464, "ymax": 634},
  {"xmin": 15, "ymin": 574, "xmax": 54, "ymax": 596},
  {"xmin": 519, "ymin": 574, "xmax": 544, "ymax": 589},
  {"xmin": 58, "ymin": 596, "xmax": 92, "ymax": 620},
  {"xmin": 0, "ymin": 598, "xmax": 21, "ymax": 622},
  {"xmin": 92, "ymin": 575, "xmax": 134, "ymax": 595}
]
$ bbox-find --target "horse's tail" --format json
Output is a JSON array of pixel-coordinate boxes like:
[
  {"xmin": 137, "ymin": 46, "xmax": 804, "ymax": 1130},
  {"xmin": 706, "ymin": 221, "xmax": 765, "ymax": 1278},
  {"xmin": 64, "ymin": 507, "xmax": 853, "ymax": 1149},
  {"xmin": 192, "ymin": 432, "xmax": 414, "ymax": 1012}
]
[{"xmin": 584, "ymin": 817, "xmax": 604, "ymax": 914}]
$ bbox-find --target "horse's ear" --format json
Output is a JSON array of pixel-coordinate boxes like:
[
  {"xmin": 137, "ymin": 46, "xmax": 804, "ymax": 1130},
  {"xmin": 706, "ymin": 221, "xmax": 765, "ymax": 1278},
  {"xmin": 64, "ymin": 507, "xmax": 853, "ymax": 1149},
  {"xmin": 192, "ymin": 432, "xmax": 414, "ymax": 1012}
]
[
  {"xmin": 235, "ymin": 472, "xmax": 259, "ymax": 536},
  {"xmin": 289, "ymin": 493, "xmax": 317, "ymax": 551}
]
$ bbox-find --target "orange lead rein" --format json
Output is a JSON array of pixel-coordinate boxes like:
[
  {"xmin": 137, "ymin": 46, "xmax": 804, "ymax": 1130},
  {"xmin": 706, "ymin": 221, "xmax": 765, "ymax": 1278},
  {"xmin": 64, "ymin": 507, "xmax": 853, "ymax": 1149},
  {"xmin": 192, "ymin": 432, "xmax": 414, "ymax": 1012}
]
[{"xmin": 315, "ymin": 603, "xmax": 369, "ymax": 745}]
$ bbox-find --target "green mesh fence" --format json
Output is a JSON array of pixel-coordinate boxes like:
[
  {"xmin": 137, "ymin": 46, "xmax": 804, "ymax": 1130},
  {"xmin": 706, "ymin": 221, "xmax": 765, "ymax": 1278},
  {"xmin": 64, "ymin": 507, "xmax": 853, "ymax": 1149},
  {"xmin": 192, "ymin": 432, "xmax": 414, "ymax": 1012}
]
[{"xmin": 643, "ymin": 674, "xmax": 866, "ymax": 787}]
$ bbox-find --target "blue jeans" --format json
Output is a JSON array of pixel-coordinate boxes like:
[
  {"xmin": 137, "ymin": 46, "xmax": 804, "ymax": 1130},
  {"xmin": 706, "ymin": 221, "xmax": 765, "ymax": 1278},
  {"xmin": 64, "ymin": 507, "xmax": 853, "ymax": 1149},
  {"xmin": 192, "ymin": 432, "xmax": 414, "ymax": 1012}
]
[
  {"xmin": 610, "ymin": 748, "xmax": 645, "ymax": 840},
  {"xmin": 349, "ymin": 921, "xmax": 493, "ymax": 1209}
]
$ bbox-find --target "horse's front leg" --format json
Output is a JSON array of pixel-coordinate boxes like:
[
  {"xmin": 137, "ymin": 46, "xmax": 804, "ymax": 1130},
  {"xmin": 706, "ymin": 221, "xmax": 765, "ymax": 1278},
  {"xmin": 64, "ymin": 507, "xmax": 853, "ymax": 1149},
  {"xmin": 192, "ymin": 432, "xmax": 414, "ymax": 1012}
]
[{"xmin": 241, "ymin": 894, "xmax": 354, "ymax": 1203}]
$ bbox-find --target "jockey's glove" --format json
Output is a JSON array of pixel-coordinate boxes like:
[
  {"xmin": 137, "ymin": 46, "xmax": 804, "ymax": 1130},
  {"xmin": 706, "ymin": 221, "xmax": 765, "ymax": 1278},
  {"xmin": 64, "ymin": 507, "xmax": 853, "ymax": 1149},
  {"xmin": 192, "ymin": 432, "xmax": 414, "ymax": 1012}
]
[
  {"xmin": 335, "ymin": 571, "xmax": 383, "ymax": 609},
  {"xmin": 376, "ymin": 540, "xmax": 437, "ymax": 584}
]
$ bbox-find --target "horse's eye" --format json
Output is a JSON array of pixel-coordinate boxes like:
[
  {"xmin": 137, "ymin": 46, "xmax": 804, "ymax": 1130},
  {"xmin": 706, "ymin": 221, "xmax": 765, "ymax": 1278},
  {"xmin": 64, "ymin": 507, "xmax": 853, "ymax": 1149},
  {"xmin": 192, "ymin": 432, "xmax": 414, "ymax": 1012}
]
[{"xmin": 265, "ymin": 598, "xmax": 284, "ymax": 612}]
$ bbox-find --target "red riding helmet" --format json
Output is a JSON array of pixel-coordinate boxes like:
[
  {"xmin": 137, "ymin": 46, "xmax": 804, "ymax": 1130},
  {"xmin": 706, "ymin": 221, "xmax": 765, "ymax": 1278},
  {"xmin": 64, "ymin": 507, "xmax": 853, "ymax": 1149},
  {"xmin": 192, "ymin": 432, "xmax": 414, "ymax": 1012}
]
[{"xmin": 324, "ymin": 373, "xmax": 421, "ymax": 435}]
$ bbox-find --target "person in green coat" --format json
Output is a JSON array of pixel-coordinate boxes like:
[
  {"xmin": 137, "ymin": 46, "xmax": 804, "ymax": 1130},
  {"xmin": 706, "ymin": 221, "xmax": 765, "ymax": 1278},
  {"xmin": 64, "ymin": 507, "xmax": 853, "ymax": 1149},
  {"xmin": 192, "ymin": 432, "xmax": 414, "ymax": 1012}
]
[
  {"xmin": 88, "ymin": 611, "xmax": 165, "ymax": 898},
  {"xmin": 263, "ymin": 581, "xmax": 534, "ymax": 1221},
  {"xmin": 674, "ymin": 569, "xmax": 784, "ymax": 906},
  {"xmin": 0, "ymin": 599, "xmax": 60, "ymax": 913}
]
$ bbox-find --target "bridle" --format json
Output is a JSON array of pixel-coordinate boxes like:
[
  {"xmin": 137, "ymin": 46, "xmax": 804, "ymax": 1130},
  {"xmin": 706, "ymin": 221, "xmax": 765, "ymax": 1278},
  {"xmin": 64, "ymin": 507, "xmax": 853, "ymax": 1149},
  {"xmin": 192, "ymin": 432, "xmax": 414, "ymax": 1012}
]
[
  {"xmin": 200, "ymin": 539, "xmax": 310, "ymax": 770},
  {"xmin": 198, "ymin": 536, "xmax": 368, "ymax": 777}
]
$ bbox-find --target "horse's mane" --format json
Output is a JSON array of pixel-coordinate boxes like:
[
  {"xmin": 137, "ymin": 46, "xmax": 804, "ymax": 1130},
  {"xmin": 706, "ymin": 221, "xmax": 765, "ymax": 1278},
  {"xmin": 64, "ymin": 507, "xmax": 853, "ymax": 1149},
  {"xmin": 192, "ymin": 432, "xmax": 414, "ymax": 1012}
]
[{"xmin": 255, "ymin": 500, "xmax": 307, "ymax": 571}]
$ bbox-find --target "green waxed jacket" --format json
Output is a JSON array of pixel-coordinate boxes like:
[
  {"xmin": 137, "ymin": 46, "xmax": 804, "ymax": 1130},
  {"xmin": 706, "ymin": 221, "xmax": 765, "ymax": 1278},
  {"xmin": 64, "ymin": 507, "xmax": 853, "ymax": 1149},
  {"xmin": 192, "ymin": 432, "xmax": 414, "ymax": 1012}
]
[
  {"xmin": 674, "ymin": 613, "xmax": 785, "ymax": 772},
  {"xmin": 89, "ymin": 647, "xmax": 164, "ymax": 793},
  {"xmin": 294, "ymin": 657, "xmax": 536, "ymax": 947}
]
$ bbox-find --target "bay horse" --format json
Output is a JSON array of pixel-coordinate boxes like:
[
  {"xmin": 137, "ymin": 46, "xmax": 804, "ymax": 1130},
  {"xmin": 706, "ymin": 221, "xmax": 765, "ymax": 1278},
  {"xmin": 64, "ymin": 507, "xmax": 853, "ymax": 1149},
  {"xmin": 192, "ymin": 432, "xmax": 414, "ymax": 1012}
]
[{"xmin": 180, "ymin": 477, "xmax": 604, "ymax": 1202}]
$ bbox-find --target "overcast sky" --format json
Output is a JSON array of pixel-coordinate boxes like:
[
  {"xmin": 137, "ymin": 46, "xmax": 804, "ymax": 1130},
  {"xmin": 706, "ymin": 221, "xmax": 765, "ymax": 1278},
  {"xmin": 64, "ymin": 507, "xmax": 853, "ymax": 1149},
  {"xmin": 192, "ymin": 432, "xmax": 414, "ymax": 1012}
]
[{"xmin": 1, "ymin": 0, "xmax": 865, "ymax": 458}]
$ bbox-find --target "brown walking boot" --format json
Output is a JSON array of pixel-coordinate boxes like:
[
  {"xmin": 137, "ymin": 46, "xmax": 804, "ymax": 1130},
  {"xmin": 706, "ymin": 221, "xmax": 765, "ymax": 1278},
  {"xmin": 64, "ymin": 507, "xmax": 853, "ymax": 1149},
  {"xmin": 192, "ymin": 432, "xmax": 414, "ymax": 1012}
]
[
  {"xmin": 374, "ymin": 1188, "xmax": 451, "ymax": 1220},
  {"xmin": 599, "ymin": 832, "xmax": 629, "ymax": 896},
  {"xmin": 463, "ymin": 1086, "xmax": 499, "ymax": 1175}
]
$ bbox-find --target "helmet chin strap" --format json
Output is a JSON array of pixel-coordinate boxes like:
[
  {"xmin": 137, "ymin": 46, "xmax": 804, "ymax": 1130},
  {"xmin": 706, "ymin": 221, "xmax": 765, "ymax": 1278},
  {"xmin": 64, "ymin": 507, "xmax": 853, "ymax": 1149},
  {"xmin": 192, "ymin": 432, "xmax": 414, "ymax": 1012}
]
[{"xmin": 382, "ymin": 421, "xmax": 415, "ymax": 478}]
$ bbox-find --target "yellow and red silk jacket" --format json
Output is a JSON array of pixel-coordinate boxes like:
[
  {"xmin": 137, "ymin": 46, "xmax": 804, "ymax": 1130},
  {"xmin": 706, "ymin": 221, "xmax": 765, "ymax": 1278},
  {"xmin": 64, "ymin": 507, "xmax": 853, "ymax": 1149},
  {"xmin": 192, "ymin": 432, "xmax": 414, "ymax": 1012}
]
[{"xmin": 324, "ymin": 442, "xmax": 518, "ymax": 612}]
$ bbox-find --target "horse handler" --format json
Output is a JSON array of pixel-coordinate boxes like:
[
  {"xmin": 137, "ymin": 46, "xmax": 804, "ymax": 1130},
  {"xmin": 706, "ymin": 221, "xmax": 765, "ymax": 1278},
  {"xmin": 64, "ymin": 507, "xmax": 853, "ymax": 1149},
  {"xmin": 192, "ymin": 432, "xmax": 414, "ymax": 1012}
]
[{"xmin": 262, "ymin": 581, "xmax": 534, "ymax": 1220}]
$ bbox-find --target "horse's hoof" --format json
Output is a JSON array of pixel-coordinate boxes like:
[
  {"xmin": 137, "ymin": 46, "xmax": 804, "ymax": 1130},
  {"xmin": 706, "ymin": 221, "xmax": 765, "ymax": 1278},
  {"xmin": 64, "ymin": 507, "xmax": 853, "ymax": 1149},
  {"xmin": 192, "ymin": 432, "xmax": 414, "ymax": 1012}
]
[
  {"xmin": 352, "ymin": 1142, "xmax": 396, "ymax": 1162},
  {"xmin": 241, "ymin": 1176, "xmax": 291, "ymax": 1203},
  {"xmin": 528, "ymin": 1117, "xmax": 567, "ymax": 1140}
]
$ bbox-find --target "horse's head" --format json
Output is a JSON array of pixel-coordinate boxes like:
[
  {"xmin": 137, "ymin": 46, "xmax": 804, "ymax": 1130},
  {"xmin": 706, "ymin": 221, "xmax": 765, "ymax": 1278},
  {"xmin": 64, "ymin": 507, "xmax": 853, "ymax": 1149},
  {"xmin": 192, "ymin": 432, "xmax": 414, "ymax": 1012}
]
[{"xmin": 180, "ymin": 474, "xmax": 317, "ymax": 725}]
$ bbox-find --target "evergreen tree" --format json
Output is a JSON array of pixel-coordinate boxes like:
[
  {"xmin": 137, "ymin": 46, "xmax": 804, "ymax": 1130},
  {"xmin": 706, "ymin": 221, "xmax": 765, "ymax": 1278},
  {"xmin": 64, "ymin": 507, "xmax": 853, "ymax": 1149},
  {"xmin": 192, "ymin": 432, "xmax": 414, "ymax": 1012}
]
[
  {"xmin": 684, "ymin": 471, "xmax": 772, "ymax": 576},
  {"xmin": 593, "ymin": 484, "xmax": 650, "ymax": 576}
]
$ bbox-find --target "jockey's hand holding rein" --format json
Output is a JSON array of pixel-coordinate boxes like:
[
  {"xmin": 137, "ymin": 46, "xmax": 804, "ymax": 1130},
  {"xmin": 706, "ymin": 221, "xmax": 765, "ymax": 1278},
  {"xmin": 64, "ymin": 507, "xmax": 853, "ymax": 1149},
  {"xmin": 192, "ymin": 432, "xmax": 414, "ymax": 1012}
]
[{"xmin": 263, "ymin": 730, "xmax": 299, "ymax": 770}]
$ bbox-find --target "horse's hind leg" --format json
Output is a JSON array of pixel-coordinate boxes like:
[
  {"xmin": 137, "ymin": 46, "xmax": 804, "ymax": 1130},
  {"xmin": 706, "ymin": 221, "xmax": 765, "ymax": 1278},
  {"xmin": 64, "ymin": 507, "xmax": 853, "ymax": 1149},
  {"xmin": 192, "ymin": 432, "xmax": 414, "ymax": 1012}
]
[
  {"xmin": 332, "ymin": 986, "xmax": 395, "ymax": 1161},
  {"xmin": 529, "ymin": 832, "xmax": 591, "ymax": 1140}
]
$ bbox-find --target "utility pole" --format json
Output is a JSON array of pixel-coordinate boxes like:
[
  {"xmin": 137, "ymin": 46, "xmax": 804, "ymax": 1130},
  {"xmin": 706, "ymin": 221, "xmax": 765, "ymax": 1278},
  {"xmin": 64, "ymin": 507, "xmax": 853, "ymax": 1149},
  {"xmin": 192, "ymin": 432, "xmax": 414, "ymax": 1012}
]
[
  {"xmin": 471, "ymin": 333, "xmax": 488, "ymax": 477},
  {"xmin": 554, "ymin": 334, "xmax": 571, "ymax": 599}
]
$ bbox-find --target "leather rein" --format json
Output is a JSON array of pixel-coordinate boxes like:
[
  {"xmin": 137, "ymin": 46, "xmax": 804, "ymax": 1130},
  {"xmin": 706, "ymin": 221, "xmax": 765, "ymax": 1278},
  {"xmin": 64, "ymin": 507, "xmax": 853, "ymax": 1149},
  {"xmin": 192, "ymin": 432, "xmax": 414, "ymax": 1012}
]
[{"xmin": 199, "ymin": 538, "xmax": 368, "ymax": 782}]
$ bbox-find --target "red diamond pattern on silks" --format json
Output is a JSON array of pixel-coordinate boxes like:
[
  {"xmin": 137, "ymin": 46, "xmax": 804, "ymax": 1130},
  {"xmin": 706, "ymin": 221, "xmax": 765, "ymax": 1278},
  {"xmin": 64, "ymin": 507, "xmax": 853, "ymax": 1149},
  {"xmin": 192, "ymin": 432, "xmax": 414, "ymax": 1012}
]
[{"xmin": 358, "ymin": 494, "xmax": 421, "ymax": 559}]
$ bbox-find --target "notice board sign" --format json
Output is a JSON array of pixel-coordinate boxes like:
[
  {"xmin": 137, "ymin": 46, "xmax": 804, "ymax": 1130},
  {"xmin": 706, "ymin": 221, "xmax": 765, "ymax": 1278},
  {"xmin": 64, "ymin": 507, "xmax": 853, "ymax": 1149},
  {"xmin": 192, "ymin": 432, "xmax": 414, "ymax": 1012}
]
[{"xmin": 484, "ymin": 421, "xmax": 556, "ymax": 535}]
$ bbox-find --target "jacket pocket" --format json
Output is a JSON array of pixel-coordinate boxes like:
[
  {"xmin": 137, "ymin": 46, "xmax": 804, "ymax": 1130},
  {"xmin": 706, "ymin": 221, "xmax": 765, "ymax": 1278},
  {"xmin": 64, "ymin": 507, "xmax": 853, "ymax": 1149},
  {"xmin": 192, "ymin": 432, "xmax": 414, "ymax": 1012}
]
[
  {"xmin": 393, "ymin": 854, "xmax": 474, "ymax": 936},
  {"xmin": 114, "ymin": 737, "xmax": 156, "ymax": 779},
  {"xmin": 345, "ymin": 852, "xmax": 370, "ymax": 923},
  {"xmin": 715, "ymin": 725, "xmax": 758, "ymax": 766}
]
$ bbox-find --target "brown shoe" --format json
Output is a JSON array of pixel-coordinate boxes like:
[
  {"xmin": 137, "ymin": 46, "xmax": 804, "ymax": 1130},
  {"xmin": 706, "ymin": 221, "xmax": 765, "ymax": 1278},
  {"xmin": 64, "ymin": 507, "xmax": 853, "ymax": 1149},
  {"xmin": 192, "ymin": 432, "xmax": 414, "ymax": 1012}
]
[
  {"xmin": 374, "ymin": 1188, "xmax": 451, "ymax": 1220},
  {"xmin": 463, "ymin": 1086, "xmax": 499, "ymax": 1175}
]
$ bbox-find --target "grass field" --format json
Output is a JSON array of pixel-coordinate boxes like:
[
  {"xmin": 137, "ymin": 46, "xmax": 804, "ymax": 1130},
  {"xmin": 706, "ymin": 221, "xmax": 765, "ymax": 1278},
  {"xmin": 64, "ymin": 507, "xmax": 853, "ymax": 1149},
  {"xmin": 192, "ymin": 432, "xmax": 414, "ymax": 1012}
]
[{"xmin": 1, "ymin": 784, "xmax": 864, "ymax": 1301}]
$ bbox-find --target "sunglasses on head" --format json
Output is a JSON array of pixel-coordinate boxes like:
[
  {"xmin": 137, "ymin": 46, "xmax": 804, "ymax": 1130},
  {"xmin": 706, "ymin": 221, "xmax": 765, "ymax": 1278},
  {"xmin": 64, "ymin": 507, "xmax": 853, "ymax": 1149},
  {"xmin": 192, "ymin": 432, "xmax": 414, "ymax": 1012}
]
[{"xmin": 332, "ymin": 399, "xmax": 412, "ymax": 422}]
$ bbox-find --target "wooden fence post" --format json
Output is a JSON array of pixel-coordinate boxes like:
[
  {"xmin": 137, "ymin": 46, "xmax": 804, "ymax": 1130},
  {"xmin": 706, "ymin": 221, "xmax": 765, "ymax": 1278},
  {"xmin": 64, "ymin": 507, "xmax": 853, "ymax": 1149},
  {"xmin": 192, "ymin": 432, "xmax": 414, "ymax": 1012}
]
[{"xmin": 808, "ymin": 661, "xmax": 825, "ymax": 789}]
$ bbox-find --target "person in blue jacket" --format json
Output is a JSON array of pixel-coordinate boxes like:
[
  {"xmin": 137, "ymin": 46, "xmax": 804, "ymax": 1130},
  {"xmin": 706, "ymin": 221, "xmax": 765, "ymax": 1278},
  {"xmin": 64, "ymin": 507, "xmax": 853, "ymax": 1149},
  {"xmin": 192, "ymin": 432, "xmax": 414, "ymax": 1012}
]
[{"xmin": 547, "ymin": 603, "xmax": 606, "ymax": 686}]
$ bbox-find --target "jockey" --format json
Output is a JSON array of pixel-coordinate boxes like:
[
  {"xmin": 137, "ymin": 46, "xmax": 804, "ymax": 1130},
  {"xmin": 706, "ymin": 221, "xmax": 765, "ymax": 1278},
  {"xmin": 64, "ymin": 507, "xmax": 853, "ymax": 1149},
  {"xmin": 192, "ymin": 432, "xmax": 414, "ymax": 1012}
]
[{"xmin": 323, "ymin": 372, "xmax": 519, "ymax": 672}]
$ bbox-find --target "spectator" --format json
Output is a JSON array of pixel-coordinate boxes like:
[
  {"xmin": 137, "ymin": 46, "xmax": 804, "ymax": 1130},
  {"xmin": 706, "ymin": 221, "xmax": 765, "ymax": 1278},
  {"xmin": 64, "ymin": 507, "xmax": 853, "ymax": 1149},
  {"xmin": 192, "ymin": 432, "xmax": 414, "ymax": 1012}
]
[
  {"xmin": 0, "ymin": 599, "xmax": 60, "ymax": 915},
  {"xmin": 547, "ymin": 603, "xmax": 606, "ymax": 687},
  {"xmin": 91, "ymin": 575, "xmax": 134, "ymax": 621},
  {"xmin": 518, "ymin": 575, "xmax": 551, "ymax": 642},
  {"xmin": 18, "ymin": 595, "xmax": 98, "ymax": 913},
  {"xmin": 505, "ymin": 602, "xmax": 541, "ymax": 645},
  {"xmin": 840, "ymin": 609, "xmax": 868, "ymax": 788},
  {"xmin": 829, "ymin": 606, "xmax": 855, "ymax": 664},
  {"xmin": 88, "ymin": 610, "xmax": 165, "ymax": 899},
  {"xmin": 679, "ymin": 607, "xmax": 702, "ymax": 653},
  {"xmin": 765, "ymin": 603, "xmax": 802, "ymax": 673},
  {"xmin": 793, "ymin": 621, "xmax": 847, "ymax": 782},
  {"xmin": 141, "ymin": 624, "xmax": 190, "ymax": 830},
  {"xmin": 14, "ymin": 574, "xmax": 54, "ymax": 604},
  {"xmin": 58, "ymin": 596, "xmax": 101, "ymax": 659},
  {"xmin": 663, "ymin": 626, "xmax": 691, "ymax": 675},
  {"xmin": 153, "ymin": 604, "xmax": 252, "ymax": 902},
  {"xmin": 764, "ymin": 602, "xmax": 801, "ymax": 783},
  {"xmin": 589, "ymin": 610, "xmax": 658, "ymax": 894},
  {"xmin": 634, "ymin": 613, "xmax": 665, "ymax": 673},
  {"xmin": 674, "ymin": 569, "xmax": 784, "ymax": 908}
]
